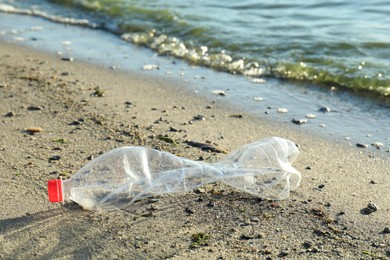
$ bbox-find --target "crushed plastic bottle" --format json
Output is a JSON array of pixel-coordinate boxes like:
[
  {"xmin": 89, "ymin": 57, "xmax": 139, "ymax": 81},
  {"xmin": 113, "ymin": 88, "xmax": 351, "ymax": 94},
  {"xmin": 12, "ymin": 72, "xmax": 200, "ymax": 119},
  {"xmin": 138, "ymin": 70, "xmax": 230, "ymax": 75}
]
[{"xmin": 48, "ymin": 137, "xmax": 301, "ymax": 211}]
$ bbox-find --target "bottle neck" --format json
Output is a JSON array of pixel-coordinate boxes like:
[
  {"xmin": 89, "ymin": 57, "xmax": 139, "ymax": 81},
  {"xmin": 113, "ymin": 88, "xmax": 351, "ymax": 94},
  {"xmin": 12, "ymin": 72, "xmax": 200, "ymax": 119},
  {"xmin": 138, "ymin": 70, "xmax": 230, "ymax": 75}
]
[{"xmin": 62, "ymin": 179, "xmax": 72, "ymax": 201}]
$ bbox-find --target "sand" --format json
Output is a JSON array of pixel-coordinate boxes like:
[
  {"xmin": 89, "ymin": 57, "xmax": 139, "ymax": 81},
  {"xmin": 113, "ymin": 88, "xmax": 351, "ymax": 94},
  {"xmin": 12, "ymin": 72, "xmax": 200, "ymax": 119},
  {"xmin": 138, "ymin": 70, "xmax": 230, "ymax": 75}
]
[{"xmin": 0, "ymin": 41, "xmax": 389, "ymax": 259}]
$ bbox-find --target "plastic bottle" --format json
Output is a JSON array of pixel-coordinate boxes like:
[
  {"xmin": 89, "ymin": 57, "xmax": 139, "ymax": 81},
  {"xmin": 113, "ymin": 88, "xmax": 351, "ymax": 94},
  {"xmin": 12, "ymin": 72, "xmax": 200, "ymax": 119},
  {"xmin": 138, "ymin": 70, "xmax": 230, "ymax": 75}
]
[{"xmin": 48, "ymin": 137, "xmax": 301, "ymax": 211}]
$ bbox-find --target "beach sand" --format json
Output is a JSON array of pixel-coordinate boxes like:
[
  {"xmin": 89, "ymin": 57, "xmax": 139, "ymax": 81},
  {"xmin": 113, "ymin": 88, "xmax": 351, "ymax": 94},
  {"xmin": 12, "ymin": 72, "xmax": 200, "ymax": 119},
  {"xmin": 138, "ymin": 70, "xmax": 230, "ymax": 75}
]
[{"xmin": 0, "ymin": 42, "xmax": 389, "ymax": 259}]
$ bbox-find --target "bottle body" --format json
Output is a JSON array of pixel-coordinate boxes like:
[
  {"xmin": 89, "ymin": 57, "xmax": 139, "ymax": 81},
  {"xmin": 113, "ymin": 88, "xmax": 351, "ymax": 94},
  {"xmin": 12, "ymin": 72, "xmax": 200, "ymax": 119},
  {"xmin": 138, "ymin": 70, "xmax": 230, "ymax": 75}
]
[
  {"xmin": 213, "ymin": 137, "xmax": 301, "ymax": 200},
  {"xmin": 61, "ymin": 147, "xmax": 223, "ymax": 210},
  {"xmin": 48, "ymin": 137, "xmax": 301, "ymax": 211}
]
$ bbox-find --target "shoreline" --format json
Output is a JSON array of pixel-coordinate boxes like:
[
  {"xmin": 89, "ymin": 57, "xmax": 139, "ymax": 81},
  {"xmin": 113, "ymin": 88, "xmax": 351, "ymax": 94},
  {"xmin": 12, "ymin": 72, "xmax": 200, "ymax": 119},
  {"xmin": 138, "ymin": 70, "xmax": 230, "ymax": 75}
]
[
  {"xmin": 1, "ymin": 10, "xmax": 389, "ymax": 152},
  {"xmin": 1, "ymin": 42, "xmax": 389, "ymax": 259}
]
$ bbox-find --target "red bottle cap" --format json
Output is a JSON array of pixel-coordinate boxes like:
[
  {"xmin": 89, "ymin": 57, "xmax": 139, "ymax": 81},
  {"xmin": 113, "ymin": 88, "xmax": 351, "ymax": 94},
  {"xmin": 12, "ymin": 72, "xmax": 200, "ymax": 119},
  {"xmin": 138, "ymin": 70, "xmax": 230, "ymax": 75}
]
[{"xmin": 48, "ymin": 179, "xmax": 64, "ymax": 203}]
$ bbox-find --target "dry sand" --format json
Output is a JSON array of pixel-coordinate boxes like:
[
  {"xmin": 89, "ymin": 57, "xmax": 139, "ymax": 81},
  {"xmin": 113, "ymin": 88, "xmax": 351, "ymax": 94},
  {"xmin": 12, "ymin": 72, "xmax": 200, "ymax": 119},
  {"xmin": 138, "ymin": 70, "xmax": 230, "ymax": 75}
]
[{"xmin": 0, "ymin": 42, "xmax": 389, "ymax": 259}]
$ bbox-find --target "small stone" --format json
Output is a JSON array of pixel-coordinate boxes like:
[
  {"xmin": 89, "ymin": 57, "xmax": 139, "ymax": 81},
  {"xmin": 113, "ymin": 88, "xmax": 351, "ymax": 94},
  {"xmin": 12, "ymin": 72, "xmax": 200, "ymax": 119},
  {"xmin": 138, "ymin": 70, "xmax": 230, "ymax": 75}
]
[
  {"xmin": 25, "ymin": 127, "xmax": 43, "ymax": 134},
  {"xmin": 169, "ymin": 127, "xmax": 179, "ymax": 132},
  {"xmin": 303, "ymin": 241, "xmax": 313, "ymax": 249},
  {"xmin": 277, "ymin": 108, "xmax": 288, "ymax": 113},
  {"xmin": 369, "ymin": 180, "xmax": 377, "ymax": 184},
  {"xmin": 372, "ymin": 142, "xmax": 383, "ymax": 149},
  {"xmin": 363, "ymin": 207, "xmax": 374, "ymax": 214},
  {"xmin": 194, "ymin": 188, "xmax": 206, "ymax": 194},
  {"xmin": 306, "ymin": 114, "xmax": 316, "ymax": 119},
  {"xmin": 185, "ymin": 207, "xmax": 194, "ymax": 214},
  {"xmin": 250, "ymin": 217, "xmax": 260, "ymax": 222},
  {"xmin": 49, "ymin": 155, "xmax": 61, "ymax": 161},
  {"xmin": 318, "ymin": 184, "xmax": 325, "ymax": 189},
  {"xmin": 27, "ymin": 105, "xmax": 43, "ymax": 111},
  {"xmin": 279, "ymin": 251, "xmax": 289, "ymax": 257},
  {"xmin": 5, "ymin": 111, "xmax": 15, "ymax": 117},
  {"xmin": 254, "ymin": 97, "xmax": 263, "ymax": 101},
  {"xmin": 305, "ymin": 166, "xmax": 312, "ymax": 170},
  {"xmin": 206, "ymin": 201, "xmax": 215, "ymax": 208},
  {"xmin": 212, "ymin": 90, "xmax": 226, "ymax": 96},
  {"xmin": 61, "ymin": 57, "xmax": 74, "ymax": 62},
  {"xmin": 367, "ymin": 202, "xmax": 378, "ymax": 211},
  {"xmin": 69, "ymin": 120, "xmax": 82, "ymax": 126},
  {"xmin": 310, "ymin": 247, "xmax": 320, "ymax": 253},
  {"xmin": 193, "ymin": 114, "xmax": 206, "ymax": 121},
  {"xmin": 363, "ymin": 202, "xmax": 378, "ymax": 214},
  {"xmin": 383, "ymin": 227, "xmax": 390, "ymax": 234},
  {"xmin": 356, "ymin": 143, "xmax": 368, "ymax": 148},
  {"xmin": 291, "ymin": 119, "xmax": 308, "ymax": 125},
  {"xmin": 143, "ymin": 64, "xmax": 159, "ymax": 70},
  {"xmin": 319, "ymin": 107, "xmax": 331, "ymax": 113},
  {"xmin": 61, "ymin": 72, "xmax": 70, "ymax": 76}
]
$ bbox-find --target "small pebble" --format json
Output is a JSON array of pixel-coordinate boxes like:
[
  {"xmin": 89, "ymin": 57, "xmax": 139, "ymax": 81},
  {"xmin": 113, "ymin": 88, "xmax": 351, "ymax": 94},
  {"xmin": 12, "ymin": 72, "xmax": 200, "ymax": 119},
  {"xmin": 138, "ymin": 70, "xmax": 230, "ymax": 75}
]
[
  {"xmin": 383, "ymin": 227, "xmax": 390, "ymax": 234},
  {"xmin": 193, "ymin": 115, "xmax": 206, "ymax": 121},
  {"xmin": 25, "ymin": 127, "xmax": 43, "ymax": 134},
  {"xmin": 169, "ymin": 127, "xmax": 179, "ymax": 132},
  {"xmin": 142, "ymin": 64, "xmax": 159, "ymax": 70},
  {"xmin": 61, "ymin": 57, "xmax": 74, "ymax": 62},
  {"xmin": 363, "ymin": 202, "xmax": 378, "ymax": 214},
  {"xmin": 291, "ymin": 119, "xmax": 308, "ymax": 125},
  {"xmin": 5, "ymin": 111, "xmax": 15, "ymax": 117},
  {"xmin": 306, "ymin": 114, "xmax": 316, "ymax": 119},
  {"xmin": 277, "ymin": 108, "xmax": 288, "ymax": 113},
  {"xmin": 356, "ymin": 143, "xmax": 368, "ymax": 148},
  {"xmin": 254, "ymin": 97, "xmax": 263, "ymax": 101},
  {"xmin": 212, "ymin": 90, "xmax": 226, "ymax": 96},
  {"xmin": 303, "ymin": 241, "xmax": 313, "ymax": 249},
  {"xmin": 319, "ymin": 107, "xmax": 331, "ymax": 113},
  {"xmin": 185, "ymin": 207, "xmax": 194, "ymax": 214},
  {"xmin": 279, "ymin": 251, "xmax": 289, "ymax": 257},
  {"xmin": 49, "ymin": 155, "xmax": 61, "ymax": 161},
  {"xmin": 27, "ymin": 105, "xmax": 43, "ymax": 111},
  {"xmin": 372, "ymin": 142, "xmax": 383, "ymax": 149},
  {"xmin": 194, "ymin": 188, "xmax": 206, "ymax": 194},
  {"xmin": 367, "ymin": 202, "xmax": 378, "ymax": 211},
  {"xmin": 206, "ymin": 201, "xmax": 215, "ymax": 207}
]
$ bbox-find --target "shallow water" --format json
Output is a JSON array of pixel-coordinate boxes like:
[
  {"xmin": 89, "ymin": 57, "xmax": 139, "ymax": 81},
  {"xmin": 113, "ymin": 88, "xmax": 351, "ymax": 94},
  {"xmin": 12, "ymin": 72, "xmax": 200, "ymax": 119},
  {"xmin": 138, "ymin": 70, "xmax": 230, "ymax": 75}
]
[
  {"xmin": 2, "ymin": 0, "xmax": 390, "ymax": 100},
  {"xmin": 0, "ymin": 8, "xmax": 389, "ymax": 153}
]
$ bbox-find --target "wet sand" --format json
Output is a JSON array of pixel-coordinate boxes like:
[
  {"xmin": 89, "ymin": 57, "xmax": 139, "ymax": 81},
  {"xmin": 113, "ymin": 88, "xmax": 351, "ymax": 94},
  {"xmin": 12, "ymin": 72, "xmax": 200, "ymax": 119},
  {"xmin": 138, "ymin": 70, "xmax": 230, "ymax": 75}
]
[{"xmin": 0, "ymin": 42, "xmax": 389, "ymax": 259}]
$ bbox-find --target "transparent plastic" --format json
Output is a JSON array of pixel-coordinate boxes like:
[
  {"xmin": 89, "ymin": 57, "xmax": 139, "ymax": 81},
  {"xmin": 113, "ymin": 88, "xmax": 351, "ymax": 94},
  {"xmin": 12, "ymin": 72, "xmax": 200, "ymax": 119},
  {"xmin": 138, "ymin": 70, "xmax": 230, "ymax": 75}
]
[{"xmin": 48, "ymin": 137, "xmax": 301, "ymax": 211}]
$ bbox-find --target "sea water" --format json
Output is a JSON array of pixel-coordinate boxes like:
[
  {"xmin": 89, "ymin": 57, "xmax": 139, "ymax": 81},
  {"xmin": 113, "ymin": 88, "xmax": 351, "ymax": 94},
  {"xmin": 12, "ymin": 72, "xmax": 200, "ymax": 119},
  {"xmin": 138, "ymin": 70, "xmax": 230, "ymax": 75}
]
[{"xmin": 0, "ymin": 0, "xmax": 389, "ymax": 151}]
